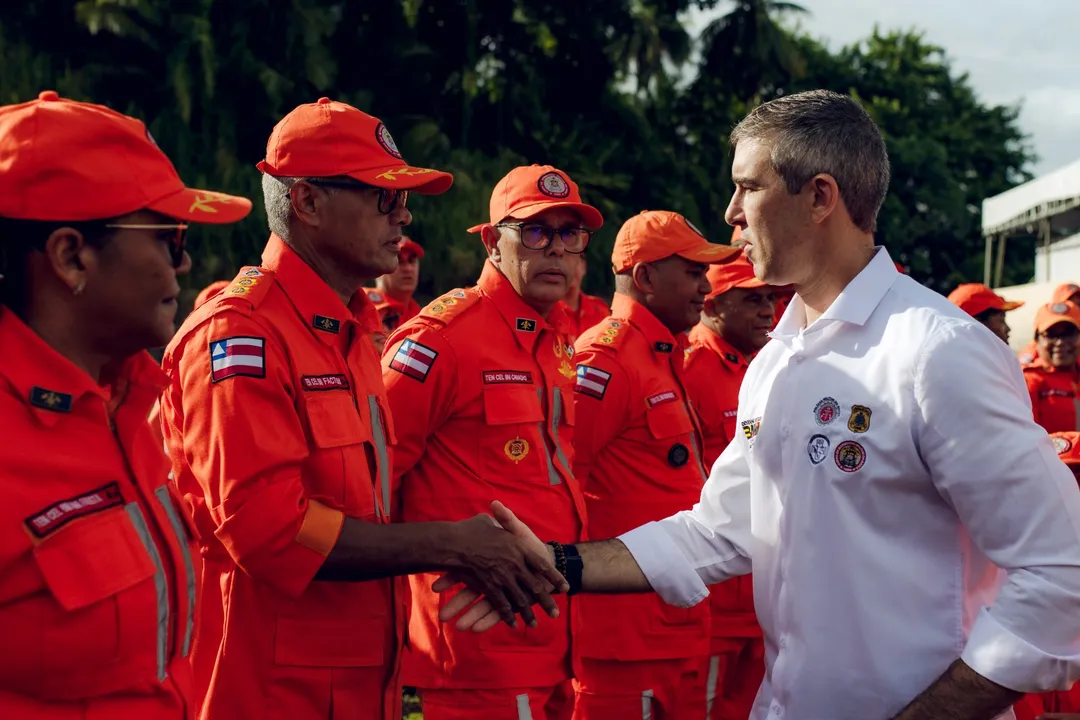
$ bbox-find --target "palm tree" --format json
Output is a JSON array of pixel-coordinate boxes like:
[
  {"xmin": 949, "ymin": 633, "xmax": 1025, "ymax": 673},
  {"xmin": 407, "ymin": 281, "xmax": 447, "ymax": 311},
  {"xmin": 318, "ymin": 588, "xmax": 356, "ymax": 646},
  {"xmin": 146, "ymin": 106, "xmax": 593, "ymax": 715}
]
[
  {"xmin": 698, "ymin": 0, "xmax": 808, "ymax": 99},
  {"xmin": 610, "ymin": 0, "xmax": 693, "ymax": 99}
]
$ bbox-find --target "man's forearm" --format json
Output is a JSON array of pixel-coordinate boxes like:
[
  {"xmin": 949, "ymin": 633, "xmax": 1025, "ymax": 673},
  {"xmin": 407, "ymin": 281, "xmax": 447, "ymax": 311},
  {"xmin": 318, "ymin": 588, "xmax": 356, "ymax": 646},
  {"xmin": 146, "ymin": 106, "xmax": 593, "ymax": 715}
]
[
  {"xmin": 576, "ymin": 538, "xmax": 653, "ymax": 593},
  {"xmin": 315, "ymin": 517, "xmax": 461, "ymax": 581},
  {"xmin": 891, "ymin": 658, "xmax": 1020, "ymax": 720}
]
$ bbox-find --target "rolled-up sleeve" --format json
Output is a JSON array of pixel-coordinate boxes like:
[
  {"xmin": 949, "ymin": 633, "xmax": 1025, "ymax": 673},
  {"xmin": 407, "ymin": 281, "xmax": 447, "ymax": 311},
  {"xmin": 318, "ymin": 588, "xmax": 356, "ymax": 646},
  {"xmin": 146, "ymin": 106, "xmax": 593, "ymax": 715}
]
[
  {"xmin": 620, "ymin": 434, "xmax": 754, "ymax": 608},
  {"xmin": 915, "ymin": 321, "xmax": 1080, "ymax": 691},
  {"xmin": 167, "ymin": 312, "xmax": 343, "ymax": 599}
]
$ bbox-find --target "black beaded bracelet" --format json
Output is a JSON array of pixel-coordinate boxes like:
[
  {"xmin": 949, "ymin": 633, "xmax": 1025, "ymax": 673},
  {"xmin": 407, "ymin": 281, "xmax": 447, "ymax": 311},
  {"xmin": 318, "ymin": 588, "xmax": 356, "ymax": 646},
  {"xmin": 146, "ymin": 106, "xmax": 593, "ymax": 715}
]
[{"xmin": 546, "ymin": 540, "xmax": 567, "ymax": 581}]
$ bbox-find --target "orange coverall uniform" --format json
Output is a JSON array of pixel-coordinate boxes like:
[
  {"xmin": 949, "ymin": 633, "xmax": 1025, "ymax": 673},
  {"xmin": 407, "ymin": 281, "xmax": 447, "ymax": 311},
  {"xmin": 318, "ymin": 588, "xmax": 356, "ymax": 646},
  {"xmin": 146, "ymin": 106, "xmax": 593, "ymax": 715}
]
[
  {"xmin": 0, "ymin": 307, "xmax": 198, "ymax": 719},
  {"xmin": 1022, "ymin": 357, "xmax": 1080, "ymax": 433},
  {"xmin": 682, "ymin": 323, "xmax": 766, "ymax": 719},
  {"xmin": 160, "ymin": 234, "xmax": 405, "ymax": 720},
  {"xmin": 555, "ymin": 292, "xmax": 610, "ymax": 342},
  {"xmin": 382, "ymin": 260, "xmax": 587, "ymax": 720},
  {"xmin": 365, "ymin": 286, "xmax": 421, "ymax": 335},
  {"xmin": 570, "ymin": 295, "xmax": 711, "ymax": 720}
]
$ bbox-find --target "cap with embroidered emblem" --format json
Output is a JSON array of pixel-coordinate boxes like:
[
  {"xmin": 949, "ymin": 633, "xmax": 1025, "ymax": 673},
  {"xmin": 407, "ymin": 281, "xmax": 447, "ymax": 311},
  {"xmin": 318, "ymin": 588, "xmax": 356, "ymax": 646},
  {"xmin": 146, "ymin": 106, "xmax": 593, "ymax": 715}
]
[
  {"xmin": 467, "ymin": 165, "xmax": 602, "ymax": 233},
  {"xmin": 0, "ymin": 90, "xmax": 252, "ymax": 223},
  {"xmin": 257, "ymin": 97, "xmax": 453, "ymax": 194}
]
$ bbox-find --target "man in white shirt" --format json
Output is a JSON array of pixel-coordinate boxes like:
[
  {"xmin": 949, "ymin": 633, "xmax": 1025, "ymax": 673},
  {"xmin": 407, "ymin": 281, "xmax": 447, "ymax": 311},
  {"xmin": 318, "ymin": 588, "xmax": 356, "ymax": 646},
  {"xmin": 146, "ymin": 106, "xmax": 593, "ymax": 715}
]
[{"xmin": 438, "ymin": 89, "xmax": 1080, "ymax": 720}]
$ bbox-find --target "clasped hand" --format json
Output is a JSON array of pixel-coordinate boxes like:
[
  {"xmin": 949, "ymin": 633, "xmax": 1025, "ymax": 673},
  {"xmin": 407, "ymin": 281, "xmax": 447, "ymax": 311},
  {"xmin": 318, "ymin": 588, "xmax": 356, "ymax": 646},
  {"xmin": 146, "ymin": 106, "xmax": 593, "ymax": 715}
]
[{"xmin": 436, "ymin": 501, "xmax": 562, "ymax": 632}]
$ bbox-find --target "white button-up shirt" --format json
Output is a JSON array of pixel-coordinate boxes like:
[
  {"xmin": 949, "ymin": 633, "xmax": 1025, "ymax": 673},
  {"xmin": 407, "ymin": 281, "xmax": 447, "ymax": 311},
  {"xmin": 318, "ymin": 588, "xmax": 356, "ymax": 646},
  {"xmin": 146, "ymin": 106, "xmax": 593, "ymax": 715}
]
[{"xmin": 621, "ymin": 248, "xmax": 1080, "ymax": 719}]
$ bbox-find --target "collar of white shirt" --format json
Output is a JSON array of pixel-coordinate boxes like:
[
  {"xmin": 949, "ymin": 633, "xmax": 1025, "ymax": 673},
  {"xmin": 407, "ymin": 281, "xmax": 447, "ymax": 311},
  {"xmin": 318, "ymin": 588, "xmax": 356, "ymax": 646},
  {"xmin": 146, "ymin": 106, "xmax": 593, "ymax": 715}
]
[{"xmin": 771, "ymin": 246, "xmax": 900, "ymax": 340}]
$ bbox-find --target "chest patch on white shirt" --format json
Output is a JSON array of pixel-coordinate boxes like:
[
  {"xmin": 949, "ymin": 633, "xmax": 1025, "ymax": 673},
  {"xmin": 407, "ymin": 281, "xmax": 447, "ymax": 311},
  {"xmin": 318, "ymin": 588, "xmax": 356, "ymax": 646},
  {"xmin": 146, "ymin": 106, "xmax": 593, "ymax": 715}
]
[
  {"xmin": 834, "ymin": 440, "xmax": 866, "ymax": 472},
  {"xmin": 741, "ymin": 416, "xmax": 761, "ymax": 446},
  {"xmin": 847, "ymin": 405, "xmax": 873, "ymax": 433}
]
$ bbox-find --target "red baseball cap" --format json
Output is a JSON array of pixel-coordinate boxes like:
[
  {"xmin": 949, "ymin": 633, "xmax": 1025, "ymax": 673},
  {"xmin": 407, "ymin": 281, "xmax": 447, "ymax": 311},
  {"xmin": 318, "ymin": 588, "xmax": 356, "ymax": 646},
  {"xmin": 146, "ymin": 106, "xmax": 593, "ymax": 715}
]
[
  {"xmin": 1051, "ymin": 432, "xmax": 1080, "ymax": 468},
  {"xmin": 612, "ymin": 211, "xmax": 740, "ymax": 273},
  {"xmin": 467, "ymin": 165, "xmax": 602, "ymax": 233},
  {"xmin": 257, "ymin": 97, "xmax": 453, "ymax": 194},
  {"xmin": 947, "ymin": 283, "xmax": 1023, "ymax": 317},
  {"xmin": 706, "ymin": 255, "xmax": 765, "ymax": 300},
  {"xmin": 1053, "ymin": 282, "xmax": 1080, "ymax": 304},
  {"xmin": 1035, "ymin": 301, "xmax": 1080, "ymax": 334},
  {"xmin": 0, "ymin": 90, "xmax": 251, "ymax": 223},
  {"xmin": 399, "ymin": 237, "xmax": 425, "ymax": 260}
]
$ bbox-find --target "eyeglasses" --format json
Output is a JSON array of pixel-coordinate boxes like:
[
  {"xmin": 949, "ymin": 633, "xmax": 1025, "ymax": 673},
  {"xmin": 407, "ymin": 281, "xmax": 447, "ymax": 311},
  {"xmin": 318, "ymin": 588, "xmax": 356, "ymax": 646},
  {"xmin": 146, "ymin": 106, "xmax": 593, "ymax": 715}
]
[
  {"xmin": 1039, "ymin": 331, "xmax": 1080, "ymax": 344},
  {"xmin": 494, "ymin": 222, "xmax": 593, "ymax": 254},
  {"xmin": 292, "ymin": 179, "xmax": 408, "ymax": 216},
  {"xmin": 105, "ymin": 223, "xmax": 188, "ymax": 268}
]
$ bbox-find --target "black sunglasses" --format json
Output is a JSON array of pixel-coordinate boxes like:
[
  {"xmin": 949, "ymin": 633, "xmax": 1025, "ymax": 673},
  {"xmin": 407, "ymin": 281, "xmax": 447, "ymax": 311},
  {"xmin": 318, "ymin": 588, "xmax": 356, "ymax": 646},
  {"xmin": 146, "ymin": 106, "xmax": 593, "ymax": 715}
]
[
  {"xmin": 494, "ymin": 222, "xmax": 593, "ymax": 254},
  {"xmin": 291, "ymin": 179, "xmax": 408, "ymax": 215},
  {"xmin": 105, "ymin": 223, "xmax": 188, "ymax": 268}
]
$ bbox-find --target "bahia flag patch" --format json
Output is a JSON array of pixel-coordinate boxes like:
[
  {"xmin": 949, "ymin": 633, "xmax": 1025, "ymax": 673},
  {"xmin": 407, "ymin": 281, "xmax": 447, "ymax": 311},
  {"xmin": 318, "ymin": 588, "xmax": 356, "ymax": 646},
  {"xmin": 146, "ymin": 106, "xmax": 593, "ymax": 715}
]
[
  {"xmin": 210, "ymin": 336, "xmax": 266, "ymax": 382},
  {"xmin": 575, "ymin": 364, "xmax": 611, "ymax": 400},
  {"xmin": 390, "ymin": 339, "xmax": 438, "ymax": 382}
]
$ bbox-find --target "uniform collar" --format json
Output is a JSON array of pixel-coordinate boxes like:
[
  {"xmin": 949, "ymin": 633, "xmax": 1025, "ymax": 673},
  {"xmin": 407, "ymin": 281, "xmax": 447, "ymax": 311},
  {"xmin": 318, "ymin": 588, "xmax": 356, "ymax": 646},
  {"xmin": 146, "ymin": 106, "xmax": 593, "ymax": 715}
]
[
  {"xmin": 1025, "ymin": 354, "xmax": 1079, "ymax": 375},
  {"xmin": 688, "ymin": 323, "xmax": 749, "ymax": 369},
  {"xmin": 477, "ymin": 260, "xmax": 566, "ymax": 351},
  {"xmin": 0, "ymin": 307, "xmax": 166, "ymax": 427},
  {"xmin": 611, "ymin": 293, "xmax": 680, "ymax": 356},
  {"xmin": 772, "ymin": 246, "xmax": 899, "ymax": 339},
  {"xmin": 262, "ymin": 234, "xmax": 381, "ymax": 346}
]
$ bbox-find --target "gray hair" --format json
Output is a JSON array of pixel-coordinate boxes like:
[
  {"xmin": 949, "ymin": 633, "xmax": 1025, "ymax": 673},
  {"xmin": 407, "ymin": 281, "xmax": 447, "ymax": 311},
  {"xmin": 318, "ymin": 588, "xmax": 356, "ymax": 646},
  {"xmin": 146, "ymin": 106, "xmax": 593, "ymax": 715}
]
[
  {"xmin": 261, "ymin": 173, "xmax": 298, "ymax": 241},
  {"xmin": 261, "ymin": 174, "xmax": 344, "ymax": 241},
  {"xmin": 730, "ymin": 89, "xmax": 890, "ymax": 233}
]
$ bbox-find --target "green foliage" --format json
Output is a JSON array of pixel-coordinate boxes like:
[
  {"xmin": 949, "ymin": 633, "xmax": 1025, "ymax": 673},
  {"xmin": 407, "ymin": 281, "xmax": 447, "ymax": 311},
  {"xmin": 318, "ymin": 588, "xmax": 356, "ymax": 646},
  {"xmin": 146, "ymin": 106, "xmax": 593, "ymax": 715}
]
[{"xmin": 0, "ymin": 0, "xmax": 1033, "ymax": 315}]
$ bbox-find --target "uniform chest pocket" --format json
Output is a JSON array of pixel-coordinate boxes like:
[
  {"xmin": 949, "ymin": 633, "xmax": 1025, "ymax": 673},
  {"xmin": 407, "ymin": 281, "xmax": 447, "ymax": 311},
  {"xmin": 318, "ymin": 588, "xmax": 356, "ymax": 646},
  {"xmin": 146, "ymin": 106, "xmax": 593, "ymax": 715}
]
[
  {"xmin": 645, "ymin": 397, "xmax": 693, "ymax": 439},
  {"xmin": 480, "ymin": 385, "xmax": 549, "ymax": 482},
  {"xmin": 21, "ymin": 507, "xmax": 161, "ymax": 691},
  {"xmin": 304, "ymin": 392, "xmax": 377, "ymax": 518}
]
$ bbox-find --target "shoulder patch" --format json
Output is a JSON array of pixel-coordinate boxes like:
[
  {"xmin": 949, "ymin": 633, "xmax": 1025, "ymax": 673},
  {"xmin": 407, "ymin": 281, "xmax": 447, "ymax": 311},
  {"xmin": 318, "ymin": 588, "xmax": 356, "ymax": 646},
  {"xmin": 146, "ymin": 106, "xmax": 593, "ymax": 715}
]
[
  {"xmin": 214, "ymin": 265, "xmax": 275, "ymax": 313},
  {"xmin": 209, "ymin": 336, "xmax": 266, "ymax": 382},
  {"xmin": 575, "ymin": 364, "xmax": 612, "ymax": 400},
  {"xmin": 588, "ymin": 319, "xmax": 630, "ymax": 352},
  {"xmin": 389, "ymin": 339, "xmax": 438, "ymax": 382},
  {"xmin": 419, "ymin": 288, "xmax": 482, "ymax": 326}
]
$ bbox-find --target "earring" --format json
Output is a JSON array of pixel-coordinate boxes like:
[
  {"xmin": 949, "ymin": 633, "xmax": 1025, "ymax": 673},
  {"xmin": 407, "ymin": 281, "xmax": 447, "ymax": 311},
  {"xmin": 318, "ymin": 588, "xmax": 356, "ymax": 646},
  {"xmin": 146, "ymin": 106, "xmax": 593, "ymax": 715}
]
[{"xmin": 73, "ymin": 282, "xmax": 85, "ymax": 296}]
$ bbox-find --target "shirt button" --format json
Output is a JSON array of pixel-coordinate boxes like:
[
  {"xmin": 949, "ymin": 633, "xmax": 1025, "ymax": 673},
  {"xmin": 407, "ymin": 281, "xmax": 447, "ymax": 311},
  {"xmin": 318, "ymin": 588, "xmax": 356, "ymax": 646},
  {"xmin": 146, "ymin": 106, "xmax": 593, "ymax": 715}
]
[{"xmin": 794, "ymin": 356, "xmax": 804, "ymax": 364}]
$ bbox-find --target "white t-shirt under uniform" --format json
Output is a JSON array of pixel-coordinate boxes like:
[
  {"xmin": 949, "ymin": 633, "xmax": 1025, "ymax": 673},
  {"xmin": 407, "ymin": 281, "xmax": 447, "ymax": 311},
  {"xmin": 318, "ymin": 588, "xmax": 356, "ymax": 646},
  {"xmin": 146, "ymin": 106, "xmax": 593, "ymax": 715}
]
[{"xmin": 621, "ymin": 247, "xmax": 1080, "ymax": 720}]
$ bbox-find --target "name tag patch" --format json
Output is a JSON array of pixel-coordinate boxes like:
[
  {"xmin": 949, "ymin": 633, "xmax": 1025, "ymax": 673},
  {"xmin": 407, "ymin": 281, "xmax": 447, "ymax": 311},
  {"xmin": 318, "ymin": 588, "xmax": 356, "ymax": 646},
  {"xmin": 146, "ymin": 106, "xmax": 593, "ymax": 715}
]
[
  {"xmin": 483, "ymin": 370, "xmax": 533, "ymax": 384},
  {"xmin": 25, "ymin": 482, "xmax": 124, "ymax": 538},
  {"xmin": 301, "ymin": 374, "xmax": 350, "ymax": 391},
  {"xmin": 647, "ymin": 390, "xmax": 677, "ymax": 408}
]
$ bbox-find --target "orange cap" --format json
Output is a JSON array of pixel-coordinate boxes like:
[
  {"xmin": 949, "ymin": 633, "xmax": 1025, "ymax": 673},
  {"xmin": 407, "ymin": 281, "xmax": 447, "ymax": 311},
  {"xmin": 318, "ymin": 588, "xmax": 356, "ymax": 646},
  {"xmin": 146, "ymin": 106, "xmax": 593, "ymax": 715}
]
[
  {"xmin": 612, "ymin": 211, "xmax": 740, "ymax": 272},
  {"xmin": 399, "ymin": 237, "xmax": 425, "ymax": 260},
  {"xmin": 466, "ymin": 165, "xmax": 602, "ymax": 233},
  {"xmin": 193, "ymin": 280, "xmax": 231, "ymax": 309},
  {"xmin": 0, "ymin": 90, "xmax": 251, "ymax": 223},
  {"xmin": 705, "ymin": 254, "xmax": 765, "ymax": 300},
  {"xmin": 1051, "ymin": 432, "xmax": 1080, "ymax": 467},
  {"xmin": 1034, "ymin": 301, "xmax": 1080, "ymax": 334},
  {"xmin": 947, "ymin": 283, "xmax": 1023, "ymax": 317},
  {"xmin": 1052, "ymin": 282, "xmax": 1080, "ymax": 304},
  {"xmin": 257, "ymin": 97, "xmax": 453, "ymax": 194}
]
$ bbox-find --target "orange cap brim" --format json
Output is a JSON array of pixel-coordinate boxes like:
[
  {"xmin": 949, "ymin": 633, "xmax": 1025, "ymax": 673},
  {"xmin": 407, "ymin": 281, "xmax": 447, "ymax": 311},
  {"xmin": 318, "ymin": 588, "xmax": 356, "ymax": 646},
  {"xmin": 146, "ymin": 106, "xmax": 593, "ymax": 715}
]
[
  {"xmin": 347, "ymin": 164, "xmax": 454, "ymax": 195},
  {"xmin": 467, "ymin": 199, "xmax": 604, "ymax": 233},
  {"xmin": 148, "ymin": 187, "xmax": 253, "ymax": 224},
  {"xmin": 1001, "ymin": 300, "xmax": 1023, "ymax": 311},
  {"xmin": 677, "ymin": 243, "xmax": 741, "ymax": 265}
]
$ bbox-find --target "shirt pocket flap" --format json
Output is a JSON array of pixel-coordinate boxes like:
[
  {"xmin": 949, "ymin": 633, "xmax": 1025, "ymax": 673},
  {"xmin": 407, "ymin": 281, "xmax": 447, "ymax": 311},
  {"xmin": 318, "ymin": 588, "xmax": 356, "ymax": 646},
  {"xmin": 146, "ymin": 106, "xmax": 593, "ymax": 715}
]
[
  {"xmin": 559, "ymin": 386, "xmax": 575, "ymax": 426},
  {"xmin": 645, "ymin": 400, "xmax": 693, "ymax": 439},
  {"xmin": 482, "ymin": 385, "xmax": 545, "ymax": 426},
  {"xmin": 33, "ymin": 508, "xmax": 157, "ymax": 612},
  {"xmin": 305, "ymin": 392, "xmax": 371, "ymax": 449}
]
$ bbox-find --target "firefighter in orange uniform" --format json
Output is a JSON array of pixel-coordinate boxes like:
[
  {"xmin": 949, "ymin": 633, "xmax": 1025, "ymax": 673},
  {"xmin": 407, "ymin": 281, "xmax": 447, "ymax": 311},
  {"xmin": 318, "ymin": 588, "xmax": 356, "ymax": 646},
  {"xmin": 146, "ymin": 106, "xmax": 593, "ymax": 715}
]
[
  {"xmin": 571, "ymin": 210, "xmax": 740, "ymax": 719},
  {"xmin": 160, "ymin": 102, "xmax": 565, "ymax": 720},
  {"xmin": 366, "ymin": 236, "xmax": 424, "ymax": 353},
  {"xmin": 947, "ymin": 282, "xmax": 1023, "ymax": 345},
  {"xmin": 556, "ymin": 253, "xmax": 610, "ymax": 342},
  {"xmin": 1019, "ymin": 282, "xmax": 1080, "ymax": 364},
  {"xmin": 0, "ymin": 90, "xmax": 252, "ymax": 718},
  {"xmin": 1022, "ymin": 301, "xmax": 1080, "ymax": 434},
  {"xmin": 681, "ymin": 253, "xmax": 774, "ymax": 719},
  {"xmin": 382, "ymin": 164, "xmax": 600, "ymax": 720}
]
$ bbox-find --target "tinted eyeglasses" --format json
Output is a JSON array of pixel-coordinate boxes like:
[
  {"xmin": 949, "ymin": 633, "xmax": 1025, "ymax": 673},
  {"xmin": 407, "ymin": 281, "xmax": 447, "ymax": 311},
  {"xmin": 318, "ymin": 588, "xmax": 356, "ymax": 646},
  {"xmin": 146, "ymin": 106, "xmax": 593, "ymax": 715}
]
[
  {"xmin": 494, "ymin": 222, "xmax": 593, "ymax": 254},
  {"xmin": 294, "ymin": 179, "xmax": 408, "ymax": 215},
  {"xmin": 105, "ymin": 223, "xmax": 188, "ymax": 268}
]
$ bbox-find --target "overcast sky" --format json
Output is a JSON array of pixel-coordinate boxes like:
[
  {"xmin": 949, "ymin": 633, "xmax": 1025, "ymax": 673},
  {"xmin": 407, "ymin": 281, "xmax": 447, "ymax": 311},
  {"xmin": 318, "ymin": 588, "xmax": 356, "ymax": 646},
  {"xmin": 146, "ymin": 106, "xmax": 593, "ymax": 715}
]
[{"xmin": 687, "ymin": 0, "xmax": 1079, "ymax": 177}]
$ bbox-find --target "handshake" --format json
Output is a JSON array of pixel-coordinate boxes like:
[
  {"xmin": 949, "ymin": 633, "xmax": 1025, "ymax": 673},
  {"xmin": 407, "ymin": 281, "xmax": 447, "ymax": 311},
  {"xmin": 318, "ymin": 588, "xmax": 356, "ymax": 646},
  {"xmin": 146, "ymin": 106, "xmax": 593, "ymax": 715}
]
[{"xmin": 433, "ymin": 501, "xmax": 568, "ymax": 633}]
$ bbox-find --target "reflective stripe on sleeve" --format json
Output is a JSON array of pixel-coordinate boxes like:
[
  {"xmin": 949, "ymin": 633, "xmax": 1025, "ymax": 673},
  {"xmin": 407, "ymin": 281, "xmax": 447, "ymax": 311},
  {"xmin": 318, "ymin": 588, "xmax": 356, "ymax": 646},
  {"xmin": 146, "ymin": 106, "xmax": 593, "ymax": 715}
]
[
  {"xmin": 125, "ymin": 502, "xmax": 169, "ymax": 681},
  {"xmin": 368, "ymin": 395, "xmax": 392, "ymax": 519},
  {"xmin": 153, "ymin": 486, "xmax": 196, "ymax": 657},
  {"xmin": 536, "ymin": 387, "xmax": 561, "ymax": 485}
]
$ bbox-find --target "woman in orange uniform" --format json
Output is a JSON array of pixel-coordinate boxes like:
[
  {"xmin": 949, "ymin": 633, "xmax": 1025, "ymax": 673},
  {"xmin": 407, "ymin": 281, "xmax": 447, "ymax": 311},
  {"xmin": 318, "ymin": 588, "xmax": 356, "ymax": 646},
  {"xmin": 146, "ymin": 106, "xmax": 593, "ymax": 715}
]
[
  {"xmin": 1023, "ymin": 302, "xmax": 1080, "ymax": 433},
  {"xmin": 0, "ymin": 91, "xmax": 251, "ymax": 718}
]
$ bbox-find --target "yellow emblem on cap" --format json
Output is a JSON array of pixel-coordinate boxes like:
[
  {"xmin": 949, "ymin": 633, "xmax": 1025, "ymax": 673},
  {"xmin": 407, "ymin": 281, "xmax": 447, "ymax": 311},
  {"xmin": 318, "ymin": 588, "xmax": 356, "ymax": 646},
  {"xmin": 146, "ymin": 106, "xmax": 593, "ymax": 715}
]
[{"xmin": 504, "ymin": 437, "xmax": 530, "ymax": 463}]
